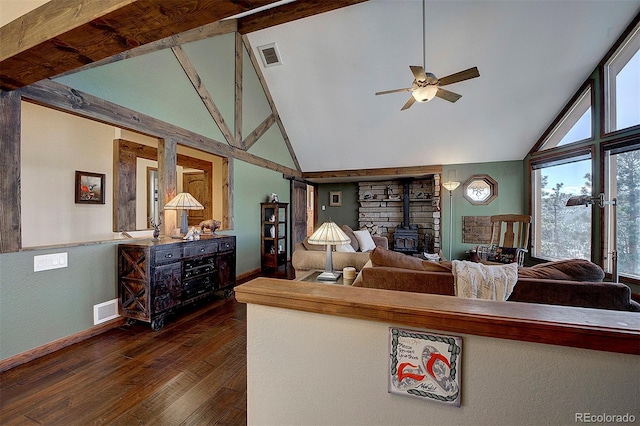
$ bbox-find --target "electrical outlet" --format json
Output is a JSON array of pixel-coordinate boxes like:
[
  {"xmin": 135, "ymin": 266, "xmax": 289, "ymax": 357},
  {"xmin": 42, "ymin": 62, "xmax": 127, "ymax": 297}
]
[{"xmin": 34, "ymin": 253, "xmax": 68, "ymax": 272}]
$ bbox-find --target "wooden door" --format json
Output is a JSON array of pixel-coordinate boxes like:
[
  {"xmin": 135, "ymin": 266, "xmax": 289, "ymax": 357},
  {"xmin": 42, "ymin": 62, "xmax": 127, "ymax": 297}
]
[
  {"xmin": 291, "ymin": 180, "xmax": 308, "ymax": 251},
  {"xmin": 183, "ymin": 172, "xmax": 210, "ymax": 226}
]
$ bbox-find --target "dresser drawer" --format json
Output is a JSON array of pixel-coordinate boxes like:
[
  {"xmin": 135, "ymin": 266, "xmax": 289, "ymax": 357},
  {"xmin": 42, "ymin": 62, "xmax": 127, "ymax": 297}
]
[
  {"xmin": 218, "ymin": 237, "xmax": 235, "ymax": 252},
  {"xmin": 184, "ymin": 241, "xmax": 218, "ymax": 258},
  {"xmin": 153, "ymin": 247, "xmax": 182, "ymax": 264}
]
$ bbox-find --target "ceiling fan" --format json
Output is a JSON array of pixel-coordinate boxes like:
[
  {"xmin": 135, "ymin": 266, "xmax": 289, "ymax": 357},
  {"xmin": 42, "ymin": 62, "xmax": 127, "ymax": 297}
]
[{"xmin": 375, "ymin": 1, "xmax": 480, "ymax": 111}]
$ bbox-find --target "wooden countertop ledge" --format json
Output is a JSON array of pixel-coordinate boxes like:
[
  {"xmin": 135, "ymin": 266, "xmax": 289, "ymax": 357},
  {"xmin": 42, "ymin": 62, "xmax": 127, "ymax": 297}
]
[{"xmin": 234, "ymin": 278, "xmax": 640, "ymax": 355}]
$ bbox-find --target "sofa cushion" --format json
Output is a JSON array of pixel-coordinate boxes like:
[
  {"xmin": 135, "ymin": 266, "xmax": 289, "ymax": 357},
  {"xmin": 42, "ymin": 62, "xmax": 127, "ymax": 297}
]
[
  {"xmin": 354, "ymin": 230, "xmax": 377, "ymax": 252},
  {"xmin": 518, "ymin": 259, "xmax": 604, "ymax": 282},
  {"xmin": 370, "ymin": 247, "xmax": 452, "ymax": 272},
  {"xmin": 341, "ymin": 225, "xmax": 359, "ymax": 251}
]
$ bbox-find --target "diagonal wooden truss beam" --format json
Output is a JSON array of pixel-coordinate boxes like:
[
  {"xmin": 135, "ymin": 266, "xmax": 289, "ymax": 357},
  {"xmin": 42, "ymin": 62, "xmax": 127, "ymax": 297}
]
[
  {"xmin": 171, "ymin": 45, "xmax": 239, "ymax": 149},
  {"xmin": 244, "ymin": 114, "xmax": 277, "ymax": 150}
]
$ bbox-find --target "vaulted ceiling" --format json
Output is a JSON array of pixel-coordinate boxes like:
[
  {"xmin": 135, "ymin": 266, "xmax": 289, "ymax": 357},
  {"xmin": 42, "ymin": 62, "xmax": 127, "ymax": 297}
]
[{"xmin": 2, "ymin": 0, "xmax": 639, "ymax": 177}]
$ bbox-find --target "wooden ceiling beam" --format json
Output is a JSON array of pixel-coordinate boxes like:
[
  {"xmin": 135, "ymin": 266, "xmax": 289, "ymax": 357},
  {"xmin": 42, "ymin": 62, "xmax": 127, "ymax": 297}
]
[
  {"xmin": 54, "ymin": 19, "xmax": 237, "ymax": 80},
  {"xmin": 302, "ymin": 165, "xmax": 443, "ymax": 182},
  {"xmin": 237, "ymin": 0, "xmax": 368, "ymax": 34},
  {"xmin": 0, "ymin": 0, "xmax": 280, "ymax": 90}
]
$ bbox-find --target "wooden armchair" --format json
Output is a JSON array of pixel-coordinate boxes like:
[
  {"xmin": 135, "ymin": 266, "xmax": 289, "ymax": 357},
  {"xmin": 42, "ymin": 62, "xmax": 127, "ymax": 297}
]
[{"xmin": 477, "ymin": 214, "xmax": 531, "ymax": 266}]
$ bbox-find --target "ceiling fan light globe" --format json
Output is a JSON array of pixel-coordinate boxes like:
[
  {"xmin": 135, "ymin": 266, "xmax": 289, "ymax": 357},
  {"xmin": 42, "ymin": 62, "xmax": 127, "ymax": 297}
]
[{"xmin": 412, "ymin": 85, "xmax": 438, "ymax": 102}]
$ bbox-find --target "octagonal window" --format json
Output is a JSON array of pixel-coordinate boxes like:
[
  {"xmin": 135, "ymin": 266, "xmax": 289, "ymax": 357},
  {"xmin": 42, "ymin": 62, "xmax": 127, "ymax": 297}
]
[{"xmin": 463, "ymin": 174, "xmax": 498, "ymax": 205}]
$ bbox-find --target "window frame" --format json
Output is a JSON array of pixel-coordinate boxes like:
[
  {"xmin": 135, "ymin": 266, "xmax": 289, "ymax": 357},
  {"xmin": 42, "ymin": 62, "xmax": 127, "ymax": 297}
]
[
  {"xmin": 529, "ymin": 80, "xmax": 595, "ymax": 155},
  {"xmin": 602, "ymin": 18, "xmax": 640, "ymax": 136},
  {"xmin": 529, "ymin": 146, "xmax": 595, "ymax": 262},
  {"xmin": 600, "ymin": 136, "xmax": 640, "ymax": 284}
]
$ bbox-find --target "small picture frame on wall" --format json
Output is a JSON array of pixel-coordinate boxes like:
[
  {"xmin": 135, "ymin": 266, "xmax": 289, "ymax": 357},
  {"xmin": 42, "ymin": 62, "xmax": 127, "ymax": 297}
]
[
  {"xmin": 75, "ymin": 171, "xmax": 105, "ymax": 204},
  {"xmin": 329, "ymin": 191, "xmax": 342, "ymax": 207}
]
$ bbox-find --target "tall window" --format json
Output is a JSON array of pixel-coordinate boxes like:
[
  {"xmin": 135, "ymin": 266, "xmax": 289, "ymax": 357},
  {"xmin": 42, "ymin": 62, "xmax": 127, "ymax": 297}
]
[
  {"xmin": 528, "ymin": 16, "xmax": 640, "ymax": 285},
  {"xmin": 531, "ymin": 155, "xmax": 592, "ymax": 260},
  {"xmin": 604, "ymin": 21, "xmax": 640, "ymax": 133},
  {"xmin": 604, "ymin": 144, "xmax": 640, "ymax": 279}
]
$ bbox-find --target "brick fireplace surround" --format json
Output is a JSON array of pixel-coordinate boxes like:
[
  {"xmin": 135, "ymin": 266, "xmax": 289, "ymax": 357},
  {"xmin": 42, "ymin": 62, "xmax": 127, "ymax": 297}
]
[{"xmin": 358, "ymin": 176, "xmax": 441, "ymax": 254}]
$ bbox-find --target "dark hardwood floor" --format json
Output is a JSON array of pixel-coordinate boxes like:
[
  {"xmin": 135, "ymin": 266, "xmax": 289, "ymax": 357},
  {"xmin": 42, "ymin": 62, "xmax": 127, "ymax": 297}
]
[{"xmin": 0, "ymin": 264, "xmax": 294, "ymax": 425}]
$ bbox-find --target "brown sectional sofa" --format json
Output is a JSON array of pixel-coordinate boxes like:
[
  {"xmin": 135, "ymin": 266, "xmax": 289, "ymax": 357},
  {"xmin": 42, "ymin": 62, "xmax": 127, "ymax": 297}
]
[{"xmin": 353, "ymin": 247, "xmax": 640, "ymax": 312}]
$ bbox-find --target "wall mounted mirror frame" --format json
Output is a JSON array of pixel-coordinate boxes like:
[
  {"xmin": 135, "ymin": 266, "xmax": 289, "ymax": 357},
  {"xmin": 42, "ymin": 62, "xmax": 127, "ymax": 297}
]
[{"xmin": 463, "ymin": 174, "xmax": 498, "ymax": 205}]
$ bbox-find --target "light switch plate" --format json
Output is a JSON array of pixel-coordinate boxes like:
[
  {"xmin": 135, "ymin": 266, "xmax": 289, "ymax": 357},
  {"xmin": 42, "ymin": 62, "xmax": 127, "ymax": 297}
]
[{"xmin": 34, "ymin": 253, "xmax": 68, "ymax": 272}]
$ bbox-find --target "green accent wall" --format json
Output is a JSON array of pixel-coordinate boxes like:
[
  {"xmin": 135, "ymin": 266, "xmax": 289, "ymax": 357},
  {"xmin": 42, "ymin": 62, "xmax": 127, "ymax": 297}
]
[
  {"xmin": 442, "ymin": 161, "xmax": 525, "ymax": 260},
  {"xmin": 230, "ymin": 161, "xmax": 291, "ymax": 274},
  {"xmin": 316, "ymin": 183, "xmax": 359, "ymax": 229},
  {"xmin": 0, "ymin": 244, "xmax": 117, "ymax": 359}
]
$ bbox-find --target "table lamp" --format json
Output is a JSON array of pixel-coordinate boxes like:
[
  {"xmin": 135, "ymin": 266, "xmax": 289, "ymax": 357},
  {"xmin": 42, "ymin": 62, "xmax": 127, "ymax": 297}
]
[
  {"xmin": 308, "ymin": 221, "xmax": 351, "ymax": 281},
  {"xmin": 164, "ymin": 192, "xmax": 204, "ymax": 236}
]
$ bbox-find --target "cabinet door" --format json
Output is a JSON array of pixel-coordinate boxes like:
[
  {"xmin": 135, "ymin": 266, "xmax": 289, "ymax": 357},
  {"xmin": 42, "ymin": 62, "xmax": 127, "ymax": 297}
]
[
  {"xmin": 119, "ymin": 246, "xmax": 150, "ymax": 321},
  {"xmin": 217, "ymin": 251, "xmax": 236, "ymax": 290},
  {"xmin": 152, "ymin": 262, "xmax": 182, "ymax": 313}
]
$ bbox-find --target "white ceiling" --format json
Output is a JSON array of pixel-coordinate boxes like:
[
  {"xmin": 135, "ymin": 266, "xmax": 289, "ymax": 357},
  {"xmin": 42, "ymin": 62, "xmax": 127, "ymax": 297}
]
[{"xmin": 247, "ymin": 0, "xmax": 640, "ymax": 173}]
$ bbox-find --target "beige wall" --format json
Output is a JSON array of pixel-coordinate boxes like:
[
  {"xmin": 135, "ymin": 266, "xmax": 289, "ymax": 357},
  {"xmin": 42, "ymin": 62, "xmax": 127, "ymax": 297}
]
[
  {"xmin": 0, "ymin": 0, "xmax": 49, "ymax": 26},
  {"xmin": 21, "ymin": 102, "xmax": 120, "ymax": 247},
  {"xmin": 247, "ymin": 304, "xmax": 638, "ymax": 425},
  {"xmin": 20, "ymin": 104, "xmax": 225, "ymax": 246}
]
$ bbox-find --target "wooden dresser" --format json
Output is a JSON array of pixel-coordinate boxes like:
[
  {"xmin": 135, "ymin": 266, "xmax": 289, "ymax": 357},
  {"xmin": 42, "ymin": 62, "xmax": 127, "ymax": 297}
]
[{"xmin": 117, "ymin": 235, "xmax": 236, "ymax": 330}]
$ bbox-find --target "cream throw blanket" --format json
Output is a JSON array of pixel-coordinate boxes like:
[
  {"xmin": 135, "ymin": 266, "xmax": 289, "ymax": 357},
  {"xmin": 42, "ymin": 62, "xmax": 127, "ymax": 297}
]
[{"xmin": 452, "ymin": 260, "xmax": 518, "ymax": 301}]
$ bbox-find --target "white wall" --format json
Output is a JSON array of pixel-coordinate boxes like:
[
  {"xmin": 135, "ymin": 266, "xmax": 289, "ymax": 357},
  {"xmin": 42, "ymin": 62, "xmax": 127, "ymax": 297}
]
[{"xmin": 247, "ymin": 304, "xmax": 638, "ymax": 426}]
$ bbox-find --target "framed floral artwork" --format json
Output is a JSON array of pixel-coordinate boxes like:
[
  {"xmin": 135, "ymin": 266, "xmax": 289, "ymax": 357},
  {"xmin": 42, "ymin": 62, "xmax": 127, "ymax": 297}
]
[{"xmin": 75, "ymin": 171, "xmax": 105, "ymax": 204}]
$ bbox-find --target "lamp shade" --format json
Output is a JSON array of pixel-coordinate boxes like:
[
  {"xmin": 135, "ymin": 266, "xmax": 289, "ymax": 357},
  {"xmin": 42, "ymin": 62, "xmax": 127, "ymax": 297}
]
[
  {"xmin": 164, "ymin": 192, "xmax": 204, "ymax": 210},
  {"xmin": 164, "ymin": 192, "xmax": 204, "ymax": 235},
  {"xmin": 308, "ymin": 221, "xmax": 351, "ymax": 245},
  {"xmin": 442, "ymin": 181, "xmax": 460, "ymax": 191}
]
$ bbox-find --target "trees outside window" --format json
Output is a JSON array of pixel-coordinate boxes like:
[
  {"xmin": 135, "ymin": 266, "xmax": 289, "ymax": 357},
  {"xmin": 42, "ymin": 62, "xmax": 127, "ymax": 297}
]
[
  {"xmin": 532, "ymin": 159, "xmax": 592, "ymax": 260},
  {"xmin": 606, "ymin": 147, "xmax": 640, "ymax": 279}
]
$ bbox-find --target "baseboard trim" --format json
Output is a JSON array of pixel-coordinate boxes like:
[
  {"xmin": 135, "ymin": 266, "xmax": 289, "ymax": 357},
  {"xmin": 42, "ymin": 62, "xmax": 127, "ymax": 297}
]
[
  {"xmin": 0, "ymin": 316, "xmax": 126, "ymax": 372},
  {"xmin": 237, "ymin": 267, "xmax": 261, "ymax": 283}
]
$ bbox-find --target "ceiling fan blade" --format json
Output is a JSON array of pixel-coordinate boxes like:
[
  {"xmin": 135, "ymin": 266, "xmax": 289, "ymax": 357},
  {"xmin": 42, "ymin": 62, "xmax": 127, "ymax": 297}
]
[
  {"xmin": 375, "ymin": 87, "xmax": 413, "ymax": 96},
  {"xmin": 435, "ymin": 88, "xmax": 462, "ymax": 103},
  {"xmin": 401, "ymin": 96, "xmax": 416, "ymax": 111},
  {"xmin": 409, "ymin": 65, "xmax": 427, "ymax": 81},
  {"xmin": 438, "ymin": 67, "xmax": 480, "ymax": 86}
]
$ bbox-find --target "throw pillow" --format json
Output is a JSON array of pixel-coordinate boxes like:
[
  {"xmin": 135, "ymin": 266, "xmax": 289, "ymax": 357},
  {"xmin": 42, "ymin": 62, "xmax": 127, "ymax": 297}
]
[
  {"xmin": 370, "ymin": 246, "xmax": 424, "ymax": 270},
  {"xmin": 519, "ymin": 259, "xmax": 604, "ymax": 282},
  {"xmin": 354, "ymin": 230, "xmax": 376, "ymax": 252},
  {"xmin": 369, "ymin": 247, "xmax": 452, "ymax": 272},
  {"xmin": 335, "ymin": 243, "xmax": 356, "ymax": 253},
  {"xmin": 341, "ymin": 225, "xmax": 360, "ymax": 251}
]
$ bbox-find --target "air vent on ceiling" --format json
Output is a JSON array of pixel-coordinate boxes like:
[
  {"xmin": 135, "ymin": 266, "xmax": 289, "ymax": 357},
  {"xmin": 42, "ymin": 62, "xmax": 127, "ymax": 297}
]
[{"xmin": 257, "ymin": 43, "xmax": 282, "ymax": 68}]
